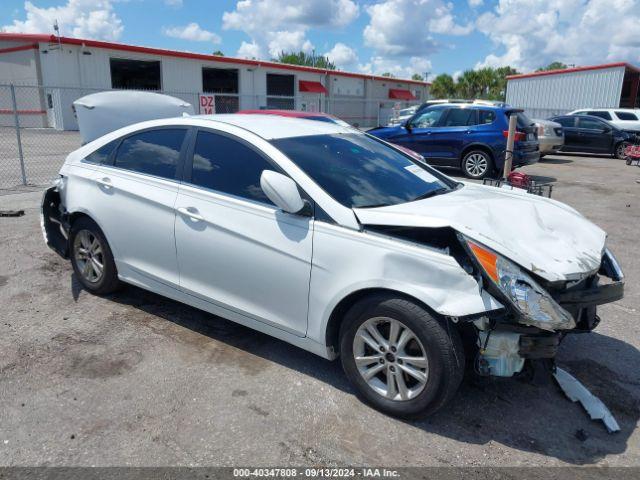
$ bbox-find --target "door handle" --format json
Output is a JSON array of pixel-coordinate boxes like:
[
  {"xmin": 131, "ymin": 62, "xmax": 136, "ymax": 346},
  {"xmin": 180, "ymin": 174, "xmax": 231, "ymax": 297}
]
[
  {"xmin": 96, "ymin": 177, "xmax": 112, "ymax": 189},
  {"xmin": 177, "ymin": 207, "xmax": 204, "ymax": 222}
]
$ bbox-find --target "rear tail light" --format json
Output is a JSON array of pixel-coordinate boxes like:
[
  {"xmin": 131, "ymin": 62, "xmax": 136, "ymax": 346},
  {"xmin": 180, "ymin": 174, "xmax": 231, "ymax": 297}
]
[{"xmin": 503, "ymin": 130, "xmax": 527, "ymax": 142}]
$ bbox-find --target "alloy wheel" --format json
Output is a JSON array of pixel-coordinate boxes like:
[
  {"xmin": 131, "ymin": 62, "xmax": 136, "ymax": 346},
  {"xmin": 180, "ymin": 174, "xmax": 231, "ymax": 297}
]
[
  {"xmin": 73, "ymin": 229, "xmax": 105, "ymax": 283},
  {"xmin": 616, "ymin": 142, "xmax": 629, "ymax": 160},
  {"xmin": 465, "ymin": 153, "xmax": 489, "ymax": 177},
  {"xmin": 352, "ymin": 317, "xmax": 429, "ymax": 401}
]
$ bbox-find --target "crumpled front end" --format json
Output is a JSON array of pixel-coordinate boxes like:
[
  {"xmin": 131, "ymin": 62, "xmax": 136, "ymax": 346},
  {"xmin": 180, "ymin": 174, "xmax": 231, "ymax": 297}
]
[{"xmin": 40, "ymin": 178, "xmax": 70, "ymax": 259}]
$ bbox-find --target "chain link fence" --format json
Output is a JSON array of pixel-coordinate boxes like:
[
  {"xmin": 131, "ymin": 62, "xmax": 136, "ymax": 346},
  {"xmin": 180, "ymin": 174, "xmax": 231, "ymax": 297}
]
[{"xmin": 0, "ymin": 83, "xmax": 420, "ymax": 190}]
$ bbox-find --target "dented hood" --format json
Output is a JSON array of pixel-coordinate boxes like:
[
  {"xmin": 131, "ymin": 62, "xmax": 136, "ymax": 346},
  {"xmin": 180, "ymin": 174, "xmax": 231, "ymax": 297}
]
[{"xmin": 353, "ymin": 183, "xmax": 606, "ymax": 282}]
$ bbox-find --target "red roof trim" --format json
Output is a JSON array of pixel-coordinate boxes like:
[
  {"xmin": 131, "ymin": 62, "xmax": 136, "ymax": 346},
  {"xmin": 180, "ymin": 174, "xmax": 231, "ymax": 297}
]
[
  {"xmin": 299, "ymin": 80, "xmax": 327, "ymax": 94},
  {"xmin": 0, "ymin": 33, "xmax": 431, "ymax": 86},
  {"xmin": 507, "ymin": 62, "xmax": 640, "ymax": 80},
  {"xmin": 389, "ymin": 88, "xmax": 416, "ymax": 100},
  {"xmin": 0, "ymin": 43, "xmax": 38, "ymax": 55}
]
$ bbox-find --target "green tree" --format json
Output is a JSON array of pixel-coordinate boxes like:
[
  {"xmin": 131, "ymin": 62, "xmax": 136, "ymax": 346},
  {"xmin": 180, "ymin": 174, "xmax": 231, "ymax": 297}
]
[
  {"xmin": 274, "ymin": 51, "xmax": 336, "ymax": 70},
  {"xmin": 411, "ymin": 73, "xmax": 424, "ymax": 81},
  {"xmin": 381, "ymin": 72, "xmax": 395, "ymax": 78},
  {"xmin": 429, "ymin": 73, "xmax": 456, "ymax": 98},
  {"xmin": 212, "ymin": 50, "xmax": 224, "ymax": 56},
  {"xmin": 536, "ymin": 61, "xmax": 568, "ymax": 72},
  {"xmin": 456, "ymin": 70, "xmax": 482, "ymax": 99}
]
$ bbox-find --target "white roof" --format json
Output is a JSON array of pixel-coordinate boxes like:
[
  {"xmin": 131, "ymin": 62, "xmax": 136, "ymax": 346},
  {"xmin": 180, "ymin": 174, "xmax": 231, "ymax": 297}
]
[{"xmin": 193, "ymin": 114, "xmax": 353, "ymax": 140}]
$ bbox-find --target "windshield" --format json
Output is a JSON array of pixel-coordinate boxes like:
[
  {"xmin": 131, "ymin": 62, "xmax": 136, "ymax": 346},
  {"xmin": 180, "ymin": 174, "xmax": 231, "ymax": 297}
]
[{"xmin": 272, "ymin": 133, "xmax": 452, "ymax": 208}]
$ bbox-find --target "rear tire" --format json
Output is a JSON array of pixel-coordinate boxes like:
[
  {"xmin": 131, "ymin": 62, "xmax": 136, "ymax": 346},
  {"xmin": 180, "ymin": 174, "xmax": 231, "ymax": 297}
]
[
  {"xmin": 69, "ymin": 217, "xmax": 120, "ymax": 295},
  {"xmin": 339, "ymin": 294, "xmax": 464, "ymax": 418},
  {"xmin": 461, "ymin": 150, "xmax": 494, "ymax": 179}
]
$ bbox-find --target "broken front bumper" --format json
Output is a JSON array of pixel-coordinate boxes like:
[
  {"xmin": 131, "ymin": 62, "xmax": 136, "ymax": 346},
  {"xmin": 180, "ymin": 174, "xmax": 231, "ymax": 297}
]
[{"xmin": 41, "ymin": 183, "xmax": 69, "ymax": 259}]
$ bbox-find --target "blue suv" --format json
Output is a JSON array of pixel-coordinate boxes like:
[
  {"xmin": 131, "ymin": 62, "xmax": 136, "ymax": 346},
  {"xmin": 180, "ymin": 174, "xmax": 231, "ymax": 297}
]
[{"xmin": 368, "ymin": 104, "xmax": 540, "ymax": 179}]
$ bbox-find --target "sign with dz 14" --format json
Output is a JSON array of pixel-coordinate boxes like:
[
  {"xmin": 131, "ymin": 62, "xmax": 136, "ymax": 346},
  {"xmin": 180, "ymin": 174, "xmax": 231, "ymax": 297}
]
[{"xmin": 199, "ymin": 94, "xmax": 216, "ymax": 114}]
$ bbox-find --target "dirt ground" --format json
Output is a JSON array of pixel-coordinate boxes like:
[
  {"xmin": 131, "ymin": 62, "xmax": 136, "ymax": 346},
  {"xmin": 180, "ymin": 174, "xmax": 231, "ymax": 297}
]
[{"xmin": 0, "ymin": 153, "xmax": 639, "ymax": 467}]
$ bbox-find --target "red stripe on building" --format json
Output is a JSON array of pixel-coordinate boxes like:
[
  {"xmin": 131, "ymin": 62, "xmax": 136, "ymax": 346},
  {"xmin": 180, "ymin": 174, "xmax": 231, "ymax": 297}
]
[
  {"xmin": 0, "ymin": 109, "xmax": 46, "ymax": 115},
  {"xmin": 0, "ymin": 43, "xmax": 38, "ymax": 55}
]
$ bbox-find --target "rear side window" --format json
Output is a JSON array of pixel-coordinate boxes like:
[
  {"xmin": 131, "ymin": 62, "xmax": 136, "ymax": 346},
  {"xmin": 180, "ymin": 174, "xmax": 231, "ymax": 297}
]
[
  {"xmin": 114, "ymin": 129, "xmax": 186, "ymax": 179},
  {"xmin": 553, "ymin": 117, "xmax": 575, "ymax": 127},
  {"xmin": 615, "ymin": 111, "xmax": 639, "ymax": 121},
  {"xmin": 587, "ymin": 111, "xmax": 612, "ymax": 120},
  {"xmin": 478, "ymin": 110, "xmax": 496, "ymax": 124},
  {"xmin": 190, "ymin": 130, "xmax": 274, "ymax": 205},
  {"xmin": 84, "ymin": 140, "xmax": 117, "ymax": 164},
  {"xmin": 442, "ymin": 108, "xmax": 476, "ymax": 126}
]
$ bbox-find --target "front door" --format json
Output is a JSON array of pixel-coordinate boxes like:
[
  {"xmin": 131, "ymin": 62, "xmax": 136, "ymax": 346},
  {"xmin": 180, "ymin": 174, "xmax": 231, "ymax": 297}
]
[
  {"xmin": 401, "ymin": 108, "xmax": 446, "ymax": 161},
  {"xmin": 174, "ymin": 129, "xmax": 313, "ymax": 336},
  {"xmin": 576, "ymin": 117, "xmax": 613, "ymax": 153}
]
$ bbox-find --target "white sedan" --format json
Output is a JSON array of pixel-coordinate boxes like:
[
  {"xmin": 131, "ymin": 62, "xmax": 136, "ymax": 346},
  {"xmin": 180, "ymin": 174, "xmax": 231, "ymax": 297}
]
[{"xmin": 42, "ymin": 114, "xmax": 624, "ymax": 417}]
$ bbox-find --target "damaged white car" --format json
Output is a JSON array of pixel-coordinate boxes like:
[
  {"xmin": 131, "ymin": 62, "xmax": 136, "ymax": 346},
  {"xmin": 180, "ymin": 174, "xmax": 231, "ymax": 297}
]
[{"xmin": 42, "ymin": 114, "xmax": 624, "ymax": 418}]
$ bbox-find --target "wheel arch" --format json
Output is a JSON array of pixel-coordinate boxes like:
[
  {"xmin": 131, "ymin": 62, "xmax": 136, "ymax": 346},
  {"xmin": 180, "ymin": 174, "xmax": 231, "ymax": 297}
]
[
  {"xmin": 67, "ymin": 209, "xmax": 118, "ymax": 259},
  {"xmin": 324, "ymin": 287, "xmax": 449, "ymax": 357}
]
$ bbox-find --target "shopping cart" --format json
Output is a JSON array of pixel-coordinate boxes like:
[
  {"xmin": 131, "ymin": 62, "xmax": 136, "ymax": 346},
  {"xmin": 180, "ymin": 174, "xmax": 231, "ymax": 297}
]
[
  {"xmin": 624, "ymin": 144, "xmax": 640, "ymax": 166},
  {"xmin": 482, "ymin": 172, "xmax": 553, "ymax": 198}
]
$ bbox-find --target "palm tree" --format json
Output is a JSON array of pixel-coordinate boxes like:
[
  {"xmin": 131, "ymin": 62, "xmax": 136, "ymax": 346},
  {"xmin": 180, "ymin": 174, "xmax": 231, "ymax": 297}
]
[{"xmin": 429, "ymin": 74, "xmax": 456, "ymax": 99}]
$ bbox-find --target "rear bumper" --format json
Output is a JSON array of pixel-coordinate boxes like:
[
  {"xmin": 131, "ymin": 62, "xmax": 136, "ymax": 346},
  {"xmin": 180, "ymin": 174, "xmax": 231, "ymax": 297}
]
[
  {"xmin": 513, "ymin": 149, "xmax": 540, "ymax": 166},
  {"xmin": 539, "ymin": 136, "xmax": 564, "ymax": 154}
]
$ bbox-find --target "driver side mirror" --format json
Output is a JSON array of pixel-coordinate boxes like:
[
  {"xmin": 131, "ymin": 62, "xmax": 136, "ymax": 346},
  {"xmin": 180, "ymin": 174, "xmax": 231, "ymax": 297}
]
[{"xmin": 260, "ymin": 170, "xmax": 308, "ymax": 215}]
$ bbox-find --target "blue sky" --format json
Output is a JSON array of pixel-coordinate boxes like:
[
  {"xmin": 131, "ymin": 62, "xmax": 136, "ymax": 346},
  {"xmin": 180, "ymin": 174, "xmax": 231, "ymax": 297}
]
[{"xmin": 2, "ymin": 1, "xmax": 639, "ymax": 81}]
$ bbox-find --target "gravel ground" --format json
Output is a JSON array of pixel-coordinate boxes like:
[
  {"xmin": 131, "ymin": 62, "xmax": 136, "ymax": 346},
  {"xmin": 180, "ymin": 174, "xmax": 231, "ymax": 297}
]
[{"xmin": 0, "ymin": 153, "xmax": 639, "ymax": 467}]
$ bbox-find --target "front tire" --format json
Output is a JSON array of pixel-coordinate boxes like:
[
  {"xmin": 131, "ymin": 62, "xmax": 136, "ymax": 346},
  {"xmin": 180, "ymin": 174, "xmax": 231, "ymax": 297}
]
[
  {"xmin": 69, "ymin": 217, "xmax": 120, "ymax": 295},
  {"xmin": 615, "ymin": 141, "xmax": 630, "ymax": 160},
  {"xmin": 340, "ymin": 294, "xmax": 464, "ymax": 418},
  {"xmin": 462, "ymin": 150, "xmax": 493, "ymax": 179}
]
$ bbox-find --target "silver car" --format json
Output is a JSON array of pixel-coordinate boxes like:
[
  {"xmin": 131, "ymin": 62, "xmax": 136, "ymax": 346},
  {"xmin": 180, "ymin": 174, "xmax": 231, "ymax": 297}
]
[{"xmin": 534, "ymin": 118, "xmax": 564, "ymax": 156}]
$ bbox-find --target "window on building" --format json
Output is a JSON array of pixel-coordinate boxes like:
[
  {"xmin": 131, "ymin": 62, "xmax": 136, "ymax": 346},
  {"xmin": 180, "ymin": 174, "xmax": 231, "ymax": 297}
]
[
  {"xmin": 114, "ymin": 129, "xmax": 186, "ymax": 179},
  {"xmin": 110, "ymin": 58, "xmax": 161, "ymax": 90},
  {"xmin": 586, "ymin": 111, "xmax": 612, "ymax": 120},
  {"xmin": 202, "ymin": 67, "xmax": 240, "ymax": 113},
  {"xmin": 615, "ymin": 111, "xmax": 639, "ymax": 121},
  {"xmin": 266, "ymin": 74, "xmax": 295, "ymax": 109},
  {"xmin": 190, "ymin": 130, "xmax": 276, "ymax": 205}
]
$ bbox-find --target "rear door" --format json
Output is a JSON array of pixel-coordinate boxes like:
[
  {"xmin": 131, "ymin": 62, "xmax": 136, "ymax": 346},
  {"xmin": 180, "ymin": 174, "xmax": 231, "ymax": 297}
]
[
  {"xmin": 554, "ymin": 117, "xmax": 579, "ymax": 150},
  {"xmin": 92, "ymin": 127, "xmax": 189, "ymax": 288},
  {"xmin": 427, "ymin": 107, "xmax": 477, "ymax": 166},
  {"xmin": 576, "ymin": 117, "xmax": 613, "ymax": 152}
]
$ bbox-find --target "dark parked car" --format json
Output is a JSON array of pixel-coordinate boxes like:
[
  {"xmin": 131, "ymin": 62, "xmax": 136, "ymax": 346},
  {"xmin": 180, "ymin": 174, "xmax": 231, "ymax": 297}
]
[
  {"xmin": 369, "ymin": 104, "xmax": 539, "ymax": 179},
  {"xmin": 549, "ymin": 114, "xmax": 638, "ymax": 159}
]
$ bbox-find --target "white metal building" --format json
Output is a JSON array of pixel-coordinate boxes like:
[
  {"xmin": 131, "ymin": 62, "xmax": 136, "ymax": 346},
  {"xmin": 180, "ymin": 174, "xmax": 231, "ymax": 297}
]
[
  {"xmin": 506, "ymin": 62, "xmax": 640, "ymax": 119},
  {"xmin": 0, "ymin": 32, "xmax": 429, "ymax": 130}
]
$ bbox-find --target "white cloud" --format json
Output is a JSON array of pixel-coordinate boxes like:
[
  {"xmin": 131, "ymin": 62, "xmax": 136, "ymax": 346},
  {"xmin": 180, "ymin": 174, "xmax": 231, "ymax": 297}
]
[
  {"xmin": 363, "ymin": 0, "xmax": 472, "ymax": 57},
  {"xmin": 476, "ymin": 0, "xmax": 640, "ymax": 71},
  {"xmin": 324, "ymin": 42, "xmax": 358, "ymax": 69},
  {"xmin": 222, "ymin": 0, "xmax": 358, "ymax": 59},
  {"xmin": 164, "ymin": 0, "xmax": 183, "ymax": 7},
  {"xmin": 267, "ymin": 30, "xmax": 313, "ymax": 58},
  {"xmin": 162, "ymin": 23, "xmax": 221, "ymax": 43},
  {"xmin": 237, "ymin": 40, "xmax": 262, "ymax": 59},
  {"xmin": 359, "ymin": 56, "xmax": 433, "ymax": 78},
  {"xmin": 468, "ymin": 0, "xmax": 483, "ymax": 7},
  {"xmin": 1, "ymin": 0, "xmax": 123, "ymax": 41}
]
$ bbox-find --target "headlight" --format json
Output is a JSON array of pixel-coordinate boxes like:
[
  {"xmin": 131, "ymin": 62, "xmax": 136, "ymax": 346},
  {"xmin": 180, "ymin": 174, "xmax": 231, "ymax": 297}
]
[
  {"xmin": 543, "ymin": 125, "xmax": 554, "ymax": 136},
  {"xmin": 464, "ymin": 238, "xmax": 575, "ymax": 331}
]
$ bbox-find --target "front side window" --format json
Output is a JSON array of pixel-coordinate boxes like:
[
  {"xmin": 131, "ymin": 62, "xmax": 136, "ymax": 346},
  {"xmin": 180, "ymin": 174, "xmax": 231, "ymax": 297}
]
[
  {"xmin": 587, "ymin": 111, "xmax": 612, "ymax": 120},
  {"xmin": 553, "ymin": 117, "xmax": 575, "ymax": 127},
  {"xmin": 190, "ymin": 131, "xmax": 275, "ymax": 205},
  {"xmin": 272, "ymin": 133, "xmax": 452, "ymax": 208},
  {"xmin": 409, "ymin": 109, "xmax": 444, "ymax": 128},
  {"xmin": 615, "ymin": 111, "xmax": 639, "ymax": 121},
  {"xmin": 578, "ymin": 118, "xmax": 607, "ymax": 130},
  {"xmin": 441, "ymin": 108, "xmax": 476, "ymax": 127},
  {"xmin": 84, "ymin": 140, "xmax": 117, "ymax": 164},
  {"xmin": 114, "ymin": 129, "xmax": 186, "ymax": 179}
]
